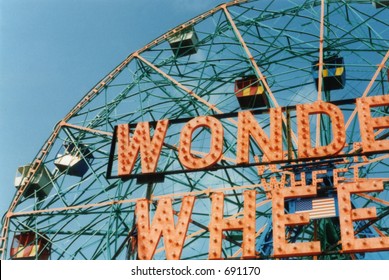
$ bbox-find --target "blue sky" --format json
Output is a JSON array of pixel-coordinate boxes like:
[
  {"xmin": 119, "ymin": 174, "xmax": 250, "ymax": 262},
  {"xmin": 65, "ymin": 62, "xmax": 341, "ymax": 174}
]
[
  {"xmin": 1, "ymin": 1, "xmax": 388, "ymax": 261},
  {"xmin": 0, "ymin": 0, "xmax": 226, "ymax": 218}
]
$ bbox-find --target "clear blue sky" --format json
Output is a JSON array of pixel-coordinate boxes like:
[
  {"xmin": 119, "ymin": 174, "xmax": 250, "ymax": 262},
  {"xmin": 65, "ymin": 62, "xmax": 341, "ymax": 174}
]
[{"xmin": 0, "ymin": 0, "xmax": 226, "ymax": 218}]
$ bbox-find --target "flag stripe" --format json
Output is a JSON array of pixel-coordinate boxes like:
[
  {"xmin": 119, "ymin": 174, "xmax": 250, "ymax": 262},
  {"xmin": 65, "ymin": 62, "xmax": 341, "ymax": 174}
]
[{"xmin": 295, "ymin": 197, "xmax": 336, "ymax": 219}]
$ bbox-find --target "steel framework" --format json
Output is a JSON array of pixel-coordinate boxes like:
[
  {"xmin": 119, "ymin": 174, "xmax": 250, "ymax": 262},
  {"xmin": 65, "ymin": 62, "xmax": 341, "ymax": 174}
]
[{"xmin": 1, "ymin": 0, "xmax": 389, "ymax": 260}]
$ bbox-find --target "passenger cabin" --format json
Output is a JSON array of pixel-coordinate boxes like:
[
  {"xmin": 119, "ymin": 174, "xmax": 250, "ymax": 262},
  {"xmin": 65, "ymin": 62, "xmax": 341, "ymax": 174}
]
[
  {"xmin": 312, "ymin": 55, "xmax": 346, "ymax": 91},
  {"xmin": 235, "ymin": 75, "xmax": 267, "ymax": 109},
  {"xmin": 372, "ymin": 0, "xmax": 389, "ymax": 8},
  {"xmin": 10, "ymin": 232, "xmax": 50, "ymax": 260},
  {"xmin": 14, "ymin": 164, "xmax": 53, "ymax": 199},
  {"xmin": 168, "ymin": 27, "xmax": 199, "ymax": 58},
  {"xmin": 54, "ymin": 143, "xmax": 94, "ymax": 177}
]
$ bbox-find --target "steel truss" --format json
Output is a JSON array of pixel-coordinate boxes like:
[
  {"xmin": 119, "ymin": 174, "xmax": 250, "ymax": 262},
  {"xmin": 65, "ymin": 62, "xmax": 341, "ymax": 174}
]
[{"xmin": 1, "ymin": 0, "xmax": 389, "ymax": 260}]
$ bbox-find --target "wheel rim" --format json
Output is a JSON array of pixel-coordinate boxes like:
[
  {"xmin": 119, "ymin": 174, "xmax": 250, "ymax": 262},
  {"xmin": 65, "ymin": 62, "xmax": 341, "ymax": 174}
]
[{"xmin": 2, "ymin": 0, "xmax": 389, "ymax": 260}]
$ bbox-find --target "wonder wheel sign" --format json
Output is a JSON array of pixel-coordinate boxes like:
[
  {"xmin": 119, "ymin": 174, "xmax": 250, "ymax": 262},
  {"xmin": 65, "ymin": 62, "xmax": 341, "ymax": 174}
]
[{"xmin": 2, "ymin": 0, "xmax": 389, "ymax": 260}]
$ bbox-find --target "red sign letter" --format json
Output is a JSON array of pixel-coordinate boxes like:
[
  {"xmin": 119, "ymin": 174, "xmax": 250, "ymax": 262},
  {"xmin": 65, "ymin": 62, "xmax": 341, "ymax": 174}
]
[
  {"xmin": 208, "ymin": 190, "xmax": 256, "ymax": 259},
  {"xmin": 136, "ymin": 196, "xmax": 195, "ymax": 260},
  {"xmin": 179, "ymin": 116, "xmax": 223, "ymax": 169},
  {"xmin": 337, "ymin": 179, "xmax": 389, "ymax": 253},
  {"xmin": 272, "ymin": 185, "xmax": 321, "ymax": 257},
  {"xmin": 297, "ymin": 101, "xmax": 345, "ymax": 159},
  {"xmin": 237, "ymin": 108, "xmax": 283, "ymax": 164},
  {"xmin": 117, "ymin": 120, "xmax": 168, "ymax": 176},
  {"xmin": 357, "ymin": 95, "xmax": 389, "ymax": 153}
]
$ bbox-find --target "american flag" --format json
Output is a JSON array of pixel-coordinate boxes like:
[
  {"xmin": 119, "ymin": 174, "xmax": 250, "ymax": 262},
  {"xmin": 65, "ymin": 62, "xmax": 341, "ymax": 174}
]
[{"xmin": 294, "ymin": 197, "xmax": 337, "ymax": 219}]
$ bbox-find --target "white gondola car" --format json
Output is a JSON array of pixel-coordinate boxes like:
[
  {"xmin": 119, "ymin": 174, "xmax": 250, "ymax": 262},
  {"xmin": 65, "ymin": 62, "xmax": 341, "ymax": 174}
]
[
  {"xmin": 168, "ymin": 27, "xmax": 199, "ymax": 57},
  {"xmin": 54, "ymin": 143, "xmax": 93, "ymax": 177},
  {"xmin": 14, "ymin": 164, "xmax": 53, "ymax": 199}
]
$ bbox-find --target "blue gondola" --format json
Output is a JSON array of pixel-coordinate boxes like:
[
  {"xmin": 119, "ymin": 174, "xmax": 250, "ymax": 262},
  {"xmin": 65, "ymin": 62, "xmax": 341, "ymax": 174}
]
[{"xmin": 312, "ymin": 55, "xmax": 346, "ymax": 91}]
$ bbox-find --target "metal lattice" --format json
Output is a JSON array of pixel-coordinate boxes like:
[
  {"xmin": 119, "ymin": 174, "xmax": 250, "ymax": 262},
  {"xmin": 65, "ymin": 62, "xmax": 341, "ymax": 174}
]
[{"xmin": 1, "ymin": 0, "xmax": 389, "ymax": 260}]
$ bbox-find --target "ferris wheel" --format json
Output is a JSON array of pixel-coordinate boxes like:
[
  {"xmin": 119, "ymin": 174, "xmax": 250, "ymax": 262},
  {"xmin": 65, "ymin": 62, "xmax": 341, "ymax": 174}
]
[{"xmin": 1, "ymin": 0, "xmax": 389, "ymax": 260}]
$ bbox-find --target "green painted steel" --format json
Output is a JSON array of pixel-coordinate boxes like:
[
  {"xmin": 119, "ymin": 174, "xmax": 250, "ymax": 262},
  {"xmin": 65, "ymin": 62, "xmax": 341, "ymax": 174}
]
[{"xmin": 1, "ymin": 0, "xmax": 388, "ymax": 260}]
